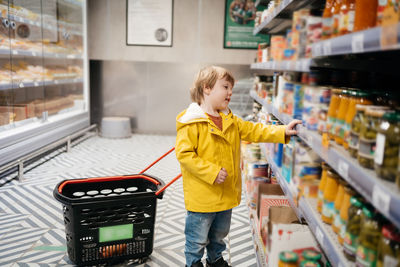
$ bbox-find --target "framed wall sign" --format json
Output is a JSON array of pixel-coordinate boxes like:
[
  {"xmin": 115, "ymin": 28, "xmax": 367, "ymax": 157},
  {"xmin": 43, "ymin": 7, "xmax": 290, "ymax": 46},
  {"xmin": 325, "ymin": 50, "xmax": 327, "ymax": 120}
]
[
  {"xmin": 224, "ymin": 0, "xmax": 269, "ymax": 49},
  {"xmin": 126, "ymin": 0, "xmax": 173, "ymax": 46}
]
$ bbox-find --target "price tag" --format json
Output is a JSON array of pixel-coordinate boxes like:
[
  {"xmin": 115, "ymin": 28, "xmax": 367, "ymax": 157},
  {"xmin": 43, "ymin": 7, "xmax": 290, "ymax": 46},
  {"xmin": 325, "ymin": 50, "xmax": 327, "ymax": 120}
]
[
  {"xmin": 295, "ymin": 61, "xmax": 301, "ymax": 71},
  {"xmin": 302, "ymin": 59, "xmax": 309, "ymax": 71},
  {"xmin": 32, "ymin": 52, "xmax": 37, "ymax": 57},
  {"xmin": 54, "ymin": 80, "xmax": 59, "ymax": 84},
  {"xmin": 313, "ymin": 43, "xmax": 322, "ymax": 57},
  {"xmin": 272, "ymin": 61, "xmax": 277, "ymax": 70},
  {"xmin": 338, "ymin": 159, "xmax": 349, "ymax": 179},
  {"xmin": 34, "ymin": 82, "xmax": 39, "ymax": 87},
  {"xmin": 19, "ymin": 83, "xmax": 24, "ymax": 88},
  {"xmin": 372, "ymin": 185, "xmax": 391, "ymax": 215},
  {"xmin": 323, "ymin": 41, "xmax": 332, "ymax": 55},
  {"xmin": 13, "ymin": 50, "xmax": 18, "ymax": 55},
  {"xmin": 352, "ymin": 34, "xmax": 364, "ymax": 53},
  {"xmin": 315, "ymin": 227, "xmax": 324, "ymax": 246}
]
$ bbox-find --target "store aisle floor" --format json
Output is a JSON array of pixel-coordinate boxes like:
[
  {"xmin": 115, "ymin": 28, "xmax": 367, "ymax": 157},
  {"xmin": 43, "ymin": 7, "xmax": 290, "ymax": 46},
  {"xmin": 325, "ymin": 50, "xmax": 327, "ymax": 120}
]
[{"xmin": 0, "ymin": 134, "xmax": 257, "ymax": 267}]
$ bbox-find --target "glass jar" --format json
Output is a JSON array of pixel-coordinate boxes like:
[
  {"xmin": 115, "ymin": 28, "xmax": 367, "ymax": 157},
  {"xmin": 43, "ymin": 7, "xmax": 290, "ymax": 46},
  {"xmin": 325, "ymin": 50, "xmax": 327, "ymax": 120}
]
[
  {"xmin": 374, "ymin": 111, "xmax": 400, "ymax": 182},
  {"xmin": 377, "ymin": 224, "xmax": 400, "ymax": 267},
  {"xmin": 349, "ymin": 105, "xmax": 372, "ymax": 157},
  {"xmin": 339, "ymin": 0, "xmax": 356, "ymax": 35},
  {"xmin": 332, "ymin": 179, "xmax": 346, "ymax": 234},
  {"xmin": 356, "ymin": 205, "xmax": 382, "ymax": 267},
  {"xmin": 322, "ymin": 0, "xmax": 335, "ymax": 39},
  {"xmin": 334, "ymin": 89, "xmax": 351, "ymax": 146},
  {"xmin": 302, "ymin": 249, "xmax": 322, "ymax": 264},
  {"xmin": 339, "ymin": 186, "xmax": 356, "ymax": 245},
  {"xmin": 327, "ymin": 89, "xmax": 343, "ymax": 140},
  {"xmin": 300, "ymin": 260, "xmax": 321, "ymax": 267},
  {"xmin": 322, "ymin": 169, "xmax": 340, "ymax": 224},
  {"xmin": 343, "ymin": 196, "xmax": 363, "ymax": 261},
  {"xmin": 317, "ymin": 162, "xmax": 330, "ymax": 213},
  {"xmin": 353, "ymin": 0, "xmax": 378, "ymax": 31},
  {"xmin": 278, "ymin": 251, "xmax": 298, "ymax": 267},
  {"xmin": 358, "ymin": 106, "xmax": 389, "ymax": 169},
  {"xmin": 344, "ymin": 91, "xmax": 373, "ymax": 150}
]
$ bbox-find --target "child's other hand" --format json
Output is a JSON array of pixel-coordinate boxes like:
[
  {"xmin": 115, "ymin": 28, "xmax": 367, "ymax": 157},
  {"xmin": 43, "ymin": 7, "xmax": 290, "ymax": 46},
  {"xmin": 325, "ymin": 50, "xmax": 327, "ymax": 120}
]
[
  {"xmin": 285, "ymin": 120, "xmax": 302, "ymax": 136},
  {"xmin": 215, "ymin": 168, "xmax": 228, "ymax": 184}
]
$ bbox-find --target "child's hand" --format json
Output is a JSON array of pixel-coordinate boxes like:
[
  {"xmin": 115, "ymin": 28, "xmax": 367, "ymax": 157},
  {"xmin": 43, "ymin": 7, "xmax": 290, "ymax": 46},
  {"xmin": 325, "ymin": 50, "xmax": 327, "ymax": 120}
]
[
  {"xmin": 285, "ymin": 120, "xmax": 302, "ymax": 136},
  {"xmin": 215, "ymin": 168, "xmax": 228, "ymax": 184}
]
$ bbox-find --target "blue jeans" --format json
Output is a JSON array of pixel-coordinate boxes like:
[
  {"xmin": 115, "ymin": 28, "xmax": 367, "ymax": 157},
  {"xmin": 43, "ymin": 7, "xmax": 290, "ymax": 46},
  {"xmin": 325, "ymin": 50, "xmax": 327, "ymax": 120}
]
[{"xmin": 184, "ymin": 209, "xmax": 232, "ymax": 266}]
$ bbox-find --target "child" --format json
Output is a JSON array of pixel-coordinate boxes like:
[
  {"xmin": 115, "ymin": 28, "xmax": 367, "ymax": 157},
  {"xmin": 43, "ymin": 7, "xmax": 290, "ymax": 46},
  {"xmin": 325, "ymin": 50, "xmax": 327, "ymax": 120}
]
[{"xmin": 175, "ymin": 66, "xmax": 301, "ymax": 267}]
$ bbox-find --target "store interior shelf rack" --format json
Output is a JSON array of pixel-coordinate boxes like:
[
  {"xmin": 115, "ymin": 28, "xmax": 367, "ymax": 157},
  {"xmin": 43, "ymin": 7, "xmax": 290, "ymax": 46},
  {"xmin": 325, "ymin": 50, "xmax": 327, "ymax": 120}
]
[
  {"xmin": 251, "ymin": 59, "xmax": 311, "ymax": 72},
  {"xmin": 250, "ymin": 90, "xmax": 400, "ymax": 231},
  {"xmin": 0, "ymin": 78, "xmax": 83, "ymax": 91}
]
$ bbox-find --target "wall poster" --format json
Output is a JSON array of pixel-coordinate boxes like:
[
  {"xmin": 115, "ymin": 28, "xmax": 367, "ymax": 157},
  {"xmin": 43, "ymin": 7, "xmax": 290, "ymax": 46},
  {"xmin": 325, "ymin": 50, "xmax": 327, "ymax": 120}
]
[
  {"xmin": 224, "ymin": 0, "xmax": 269, "ymax": 49},
  {"xmin": 126, "ymin": 0, "xmax": 173, "ymax": 46}
]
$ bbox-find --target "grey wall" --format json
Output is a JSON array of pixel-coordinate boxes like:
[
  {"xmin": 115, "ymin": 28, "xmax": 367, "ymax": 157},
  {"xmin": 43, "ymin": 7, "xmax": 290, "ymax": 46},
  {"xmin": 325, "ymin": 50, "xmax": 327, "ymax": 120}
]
[{"xmin": 88, "ymin": 0, "xmax": 257, "ymax": 134}]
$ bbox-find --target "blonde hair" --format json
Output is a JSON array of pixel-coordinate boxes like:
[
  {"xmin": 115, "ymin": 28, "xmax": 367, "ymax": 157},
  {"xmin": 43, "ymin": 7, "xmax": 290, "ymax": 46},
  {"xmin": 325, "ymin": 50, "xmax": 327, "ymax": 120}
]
[{"xmin": 190, "ymin": 66, "xmax": 235, "ymax": 104}]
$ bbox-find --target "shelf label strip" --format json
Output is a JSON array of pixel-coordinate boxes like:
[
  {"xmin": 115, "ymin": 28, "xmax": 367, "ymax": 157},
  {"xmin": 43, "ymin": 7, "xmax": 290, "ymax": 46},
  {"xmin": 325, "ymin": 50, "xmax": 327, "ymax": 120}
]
[{"xmin": 372, "ymin": 185, "xmax": 391, "ymax": 216}]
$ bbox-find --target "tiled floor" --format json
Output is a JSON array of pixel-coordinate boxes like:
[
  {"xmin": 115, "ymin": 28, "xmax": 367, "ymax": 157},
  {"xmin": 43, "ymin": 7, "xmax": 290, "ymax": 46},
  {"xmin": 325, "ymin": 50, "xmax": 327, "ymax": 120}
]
[{"xmin": 0, "ymin": 134, "xmax": 257, "ymax": 266}]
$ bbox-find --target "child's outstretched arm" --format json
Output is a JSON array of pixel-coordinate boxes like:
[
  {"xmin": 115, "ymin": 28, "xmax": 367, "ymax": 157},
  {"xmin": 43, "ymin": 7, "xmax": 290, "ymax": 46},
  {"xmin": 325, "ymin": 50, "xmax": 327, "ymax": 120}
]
[{"xmin": 285, "ymin": 119, "xmax": 302, "ymax": 137}]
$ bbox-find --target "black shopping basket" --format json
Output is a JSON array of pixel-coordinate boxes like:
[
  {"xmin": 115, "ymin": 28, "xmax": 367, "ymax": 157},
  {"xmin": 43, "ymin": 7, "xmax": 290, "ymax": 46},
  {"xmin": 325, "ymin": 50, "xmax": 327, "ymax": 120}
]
[{"xmin": 54, "ymin": 147, "xmax": 181, "ymax": 266}]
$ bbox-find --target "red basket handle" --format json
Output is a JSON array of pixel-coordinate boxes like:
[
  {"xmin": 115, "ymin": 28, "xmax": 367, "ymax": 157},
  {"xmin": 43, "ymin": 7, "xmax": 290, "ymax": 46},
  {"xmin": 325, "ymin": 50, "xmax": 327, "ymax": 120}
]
[
  {"xmin": 155, "ymin": 173, "xmax": 182, "ymax": 196},
  {"xmin": 139, "ymin": 147, "xmax": 176, "ymax": 174},
  {"xmin": 57, "ymin": 174, "xmax": 160, "ymax": 194}
]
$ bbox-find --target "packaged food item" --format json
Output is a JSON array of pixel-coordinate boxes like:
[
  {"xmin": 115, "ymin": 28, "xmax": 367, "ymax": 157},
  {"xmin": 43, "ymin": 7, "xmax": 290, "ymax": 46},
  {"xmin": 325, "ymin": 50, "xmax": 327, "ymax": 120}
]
[
  {"xmin": 327, "ymin": 89, "xmax": 343, "ymax": 140},
  {"xmin": 377, "ymin": 0, "xmax": 400, "ymax": 26},
  {"xmin": 356, "ymin": 205, "xmax": 382, "ymax": 267},
  {"xmin": 343, "ymin": 196, "xmax": 364, "ymax": 261},
  {"xmin": 358, "ymin": 106, "xmax": 390, "ymax": 168},
  {"xmin": 322, "ymin": 0, "xmax": 335, "ymax": 39},
  {"xmin": 321, "ymin": 169, "xmax": 340, "ymax": 224},
  {"xmin": 344, "ymin": 91, "xmax": 373, "ymax": 150},
  {"xmin": 279, "ymin": 251, "xmax": 299, "ymax": 267},
  {"xmin": 334, "ymin": 89, "xmax": 351, "ymax": 145},
  {"xmin": 282, "ymin": 82, "xmax": 294, "ymax": 115},
  {"xmin": 338, "ymin": 186, "xmax": 356, "ymax": 244},
  {"xmin": 293, "ymin": 84, "xmax": 304, "ymax": 120},
  {"xmin": 374, "ymin": 111, "xmax": 400, "ymax": 182},
  {"xmin": 377, "ymin": 224, "xmax": 400, "ymax": 267},
  {"xmin": 338, "ymin": 0, "xmax": 356, "ymax": 35},
  {"xmin": 332, "ymin": 179, "xmax": 346, "ymax": 234},
  {"xmin": 331, "ymin": 0, "xmax": 343, "ymax": 37},
  {"xmin": 353, "ymin": 0, "xmax": 378, "ymax": 31}
]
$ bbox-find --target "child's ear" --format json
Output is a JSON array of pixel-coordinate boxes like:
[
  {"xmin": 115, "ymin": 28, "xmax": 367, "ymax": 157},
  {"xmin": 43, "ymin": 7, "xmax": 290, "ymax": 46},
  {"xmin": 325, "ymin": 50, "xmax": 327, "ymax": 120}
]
[{"xmin": 204, "ymin": 86, "xmax": 211, "ymax": 95}]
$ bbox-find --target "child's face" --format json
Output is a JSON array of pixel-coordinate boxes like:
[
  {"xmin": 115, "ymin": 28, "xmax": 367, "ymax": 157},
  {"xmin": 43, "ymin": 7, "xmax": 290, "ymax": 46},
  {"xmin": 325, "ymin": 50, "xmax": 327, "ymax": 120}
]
[{"xmin": 207, "ymin": 77, "xmax": 233, "ymax": 111}]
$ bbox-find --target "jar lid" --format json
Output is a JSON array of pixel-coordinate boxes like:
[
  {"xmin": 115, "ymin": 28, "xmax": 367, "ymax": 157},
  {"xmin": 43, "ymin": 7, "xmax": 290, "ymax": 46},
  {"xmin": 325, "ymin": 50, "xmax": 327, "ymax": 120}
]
[
  {"xmin": 382, "ymin": 111, "xmax": 400, "ymax": 122},
  {"xmin": 350, "ymin": 196, "xmax": 363, "ymax": 208},
  {"xmin": 302, "ymin": 249, "xmax": 322, "ymax": 261},
  {"xmin": 300, "ymin": 261, "xmax": 321, "ymax": 267},
  {"xmin": 382, "ymin": 224, "xmax": 400, "ymax": 242},
  {"xmin": 327, "ymin": 169, "xmax": 340, "ymax": 179},
  {"xmin": 355, "ymin": 91, "xmax": 371, "ymax": 98},
  {"xmin": 362, "ymin": 205, "xmax": 375, "ymax": 218},
  {"xmin": 279, "ymin": 251, "xmax": 299, "ymax": 263},
  {"xmin": 331, "ymin": 88, "xmax": 343, "ymax": 94}
]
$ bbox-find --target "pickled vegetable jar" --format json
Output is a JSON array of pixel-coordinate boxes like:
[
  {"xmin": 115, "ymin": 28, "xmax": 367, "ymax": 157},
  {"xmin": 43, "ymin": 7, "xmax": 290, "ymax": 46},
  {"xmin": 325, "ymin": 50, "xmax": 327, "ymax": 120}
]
[
  {"xmin": 353, "ymin": 0, "xmax": 378, "ymax": 31},
  {"xmin": 322, "ymin": 169, "xmax": 340, "ymax": 224},
  {"xmin": 374, "ymin": 111, "xmax": 400, "ymax": 182},
  {"xmin": 349, "ymin": 104, "xmax": 370, "ymax": 158},
  {"xmin": 377, "ymin": 224, "xmax": 400, "ymax": 267},
  {"xmin": 343, "ymin": 196, "xmax": 363, "ymax": 261},
  {"xmin": 339, "ymin": 186, "xmax": 356, "ymax": 245},
  {"xmin": 278, "ymin": 251, "xmax": 298, "ymax": 267},
  {"xmin": 344, "ymin": 91, "xmax": 373, "ymax": 150},
  {"xmin": 335, "ymin": 89, "xmax": 351, "ymax": 145},
  {"xmin": 356, "ymin": 205, "xmax": 382, "ymax": 267},
  {"xmin": 327, "ymin": 89, "xmax": 343, "ymax": 140},
  {"xmin": 358, "ymin": 106, "xmax": 389, "ymax": 169}
]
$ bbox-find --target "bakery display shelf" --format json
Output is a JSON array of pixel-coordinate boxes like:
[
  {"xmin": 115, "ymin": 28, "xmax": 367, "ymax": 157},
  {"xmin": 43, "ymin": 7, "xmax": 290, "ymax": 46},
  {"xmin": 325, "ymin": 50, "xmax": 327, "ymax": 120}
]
[
  {"xmin": 0, "ymin": 48, "xmax": 82, "ymax": 59},
  {"xmin": 250, "ymin": 91, "xmax": 400, "ymax": 229},
  {"xmin": 261, "ymin": 144, "xmax": 302, "ymax": 221},
  {"xmin": 8, "ymin": 14, "xmax": 55, "ymax": 33},
  {"xmin": 0, "ymin": 78, "xmax": 83, "ymax": 90},
  {"xmin": 253, "ymin": 0, "xmax": 323, "ymax": 35},
  {"xmin": 245, "ymin": 195, "xmax": 268, "ymax": 267},
  {"xmin": 299, "ymin": 197, "xmax": 353, "ymax": 267},
  {"xmin": 251, "ymin": 58, "xmax": 311, "ymax": 72},
  {"xmin": 312, "ymin": 22, "xmax": 400, "ymax": 57}
]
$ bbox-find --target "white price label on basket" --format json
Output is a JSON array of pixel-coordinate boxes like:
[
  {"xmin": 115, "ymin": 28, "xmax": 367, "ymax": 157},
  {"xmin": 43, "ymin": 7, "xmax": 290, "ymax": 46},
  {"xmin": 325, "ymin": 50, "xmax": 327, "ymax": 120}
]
[
  {"xmin": 372, "ymin": 185, "xmax": 391, "ymax": 215},
  {"xmin": 316, "ymin": 227, "xmax": 324, "ymax": 246},
  {"xmin": 338, "ymin": 159, "xmax": 349, "ymax": 179},
  {"xmin": 323, "ymin": 41, "xmax": 332, "ymax": 55},
  {"xmin": 352, "ymin": 34, "xmax": 364, "ymax": 53}
]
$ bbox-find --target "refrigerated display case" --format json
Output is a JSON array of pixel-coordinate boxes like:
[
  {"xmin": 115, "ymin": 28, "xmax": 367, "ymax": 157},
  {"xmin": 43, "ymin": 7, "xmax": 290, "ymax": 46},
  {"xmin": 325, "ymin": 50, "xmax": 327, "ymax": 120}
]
[{"xmin": 0, "ymin": 0, "xmax": 88, "ymax": 167}]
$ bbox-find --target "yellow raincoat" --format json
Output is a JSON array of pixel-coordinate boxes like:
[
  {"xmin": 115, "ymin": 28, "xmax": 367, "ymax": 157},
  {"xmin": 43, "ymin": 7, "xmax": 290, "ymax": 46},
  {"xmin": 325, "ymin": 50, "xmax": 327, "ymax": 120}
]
[{"xmin": 175, "ymin": 103, "xmax": 288, "ymax": 212}]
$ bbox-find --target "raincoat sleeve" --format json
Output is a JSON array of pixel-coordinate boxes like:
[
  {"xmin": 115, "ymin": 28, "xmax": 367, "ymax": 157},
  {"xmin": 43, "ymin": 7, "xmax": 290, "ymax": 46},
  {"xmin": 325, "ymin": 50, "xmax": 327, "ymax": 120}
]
[
  {"xmin": 236, "ymin": 116, "xmax": 289, "ymax": 144},
  {"xmin": 175, "ymin": 124, "xmax": 222, "ymax": 185}
]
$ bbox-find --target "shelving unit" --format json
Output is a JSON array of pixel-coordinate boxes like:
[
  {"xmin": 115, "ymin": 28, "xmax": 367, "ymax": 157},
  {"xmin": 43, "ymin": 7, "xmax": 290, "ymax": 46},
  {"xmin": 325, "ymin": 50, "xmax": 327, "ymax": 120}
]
[
  {"xmin": 250, "ymin": 91, "xmax": 400, "ymax": 230},
  {"xmin": 251, "ymin": 58, "xmax": 311, "ymax": 72}
]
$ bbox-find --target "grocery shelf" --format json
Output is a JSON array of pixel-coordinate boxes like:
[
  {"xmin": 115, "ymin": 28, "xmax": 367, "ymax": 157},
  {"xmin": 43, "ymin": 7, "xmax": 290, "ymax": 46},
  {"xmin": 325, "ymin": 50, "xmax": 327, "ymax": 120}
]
[
  {"xmin": 312, "ymin": 23, "xmax": 400, "ymax": 57},
  {"xmin": 299, "ymin": 198, "xmax": 354, "ymax": 267},
  {"xmin": 250, "ymin": 91, "xmax": 400, "ymax": 229},
  {"xmin": 0, "ymin": 78, "xmax": 83, "ymax": 91},
  {"xmin": 253, "ymin": 0, "xmax": 323, "ymax": 35},
  {"xmin": 251, "ymin": 59, "xmax": 311, "ymax": 72}
]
